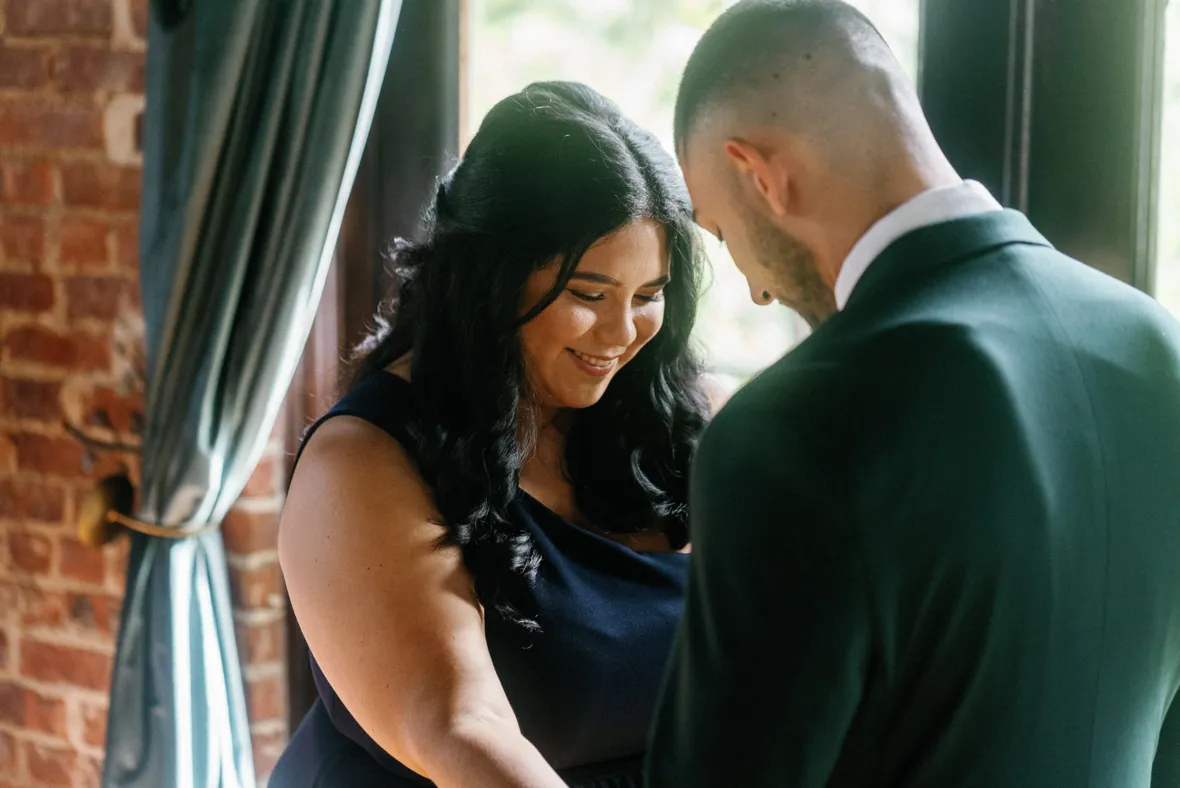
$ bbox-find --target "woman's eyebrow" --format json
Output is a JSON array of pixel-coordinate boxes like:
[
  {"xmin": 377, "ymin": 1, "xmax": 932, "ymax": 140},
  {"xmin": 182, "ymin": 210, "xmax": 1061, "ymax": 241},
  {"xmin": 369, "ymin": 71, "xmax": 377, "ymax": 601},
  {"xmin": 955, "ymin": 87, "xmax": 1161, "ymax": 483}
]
[{"xmin": 568, "ymin": 272, "xmax": 671, "ymax": 287}]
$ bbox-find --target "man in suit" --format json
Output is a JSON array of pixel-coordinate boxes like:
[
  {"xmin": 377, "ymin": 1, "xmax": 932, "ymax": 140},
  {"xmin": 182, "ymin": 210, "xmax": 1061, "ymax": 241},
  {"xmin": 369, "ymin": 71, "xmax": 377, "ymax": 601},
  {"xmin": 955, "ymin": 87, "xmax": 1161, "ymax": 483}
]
[{"xmin": 646, "ymin": 1, "xmax": 1180, "ymax": 786}]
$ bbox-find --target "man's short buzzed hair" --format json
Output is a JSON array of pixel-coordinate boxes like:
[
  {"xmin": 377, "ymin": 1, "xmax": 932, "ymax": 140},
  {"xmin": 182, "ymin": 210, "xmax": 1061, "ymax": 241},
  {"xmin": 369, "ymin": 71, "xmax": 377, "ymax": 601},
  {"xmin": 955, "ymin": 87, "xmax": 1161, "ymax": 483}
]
[{"xmin": 674, "ymin": 0, "xmax": 889, "ymax": 151}]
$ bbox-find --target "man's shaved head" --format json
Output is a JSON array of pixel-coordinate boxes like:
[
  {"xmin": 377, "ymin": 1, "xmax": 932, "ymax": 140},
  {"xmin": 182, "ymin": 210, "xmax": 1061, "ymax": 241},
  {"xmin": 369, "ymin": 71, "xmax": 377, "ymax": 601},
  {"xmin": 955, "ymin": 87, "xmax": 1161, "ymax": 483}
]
[
  {"xmin": 675, "ymin": 0, "xmax": 902, "ymax": 152},
  {"xmin": 674, "ymin": 0, "xmax": 957, "ymax": 326}
]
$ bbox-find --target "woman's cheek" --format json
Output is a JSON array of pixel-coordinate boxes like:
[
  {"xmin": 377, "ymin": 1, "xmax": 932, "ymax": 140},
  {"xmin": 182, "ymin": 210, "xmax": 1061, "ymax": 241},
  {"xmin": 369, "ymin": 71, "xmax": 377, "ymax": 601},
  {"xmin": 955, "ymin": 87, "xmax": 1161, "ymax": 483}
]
[{"xmin": 633, "ymin": 303, "xmax": 665, "ymax": 347}]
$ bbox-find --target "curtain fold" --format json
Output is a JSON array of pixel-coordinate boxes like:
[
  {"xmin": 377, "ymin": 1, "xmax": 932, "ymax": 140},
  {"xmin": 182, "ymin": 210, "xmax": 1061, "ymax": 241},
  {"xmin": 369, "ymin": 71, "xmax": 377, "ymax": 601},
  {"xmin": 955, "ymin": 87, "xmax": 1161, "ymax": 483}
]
[{"xmin": 102, "ymin": 2, "xmax": 401, "ymax": 785}]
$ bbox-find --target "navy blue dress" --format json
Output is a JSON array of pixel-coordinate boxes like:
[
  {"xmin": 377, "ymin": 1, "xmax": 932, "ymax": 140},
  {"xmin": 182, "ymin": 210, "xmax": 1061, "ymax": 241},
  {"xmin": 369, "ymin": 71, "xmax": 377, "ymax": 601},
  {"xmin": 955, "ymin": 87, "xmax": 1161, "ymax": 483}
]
[{"xmin": 270, "ymin": 371, "xmax": 689, "ymax": 787}]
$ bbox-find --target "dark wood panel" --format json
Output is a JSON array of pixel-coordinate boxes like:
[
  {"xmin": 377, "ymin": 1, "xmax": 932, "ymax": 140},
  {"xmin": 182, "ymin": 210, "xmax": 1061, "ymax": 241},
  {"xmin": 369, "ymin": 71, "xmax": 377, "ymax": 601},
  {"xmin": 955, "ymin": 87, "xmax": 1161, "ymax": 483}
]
[
  {"xmin": 920, "ymin": 0, "xmax": 1035, "ymax": 209},
  {"xmin": 920, "ymin": 0, "xmax": 1167, "ymax": 288},
  {"xmin": 1023, "ymin": 0, "xmax": 1167, "ymax": 287}
]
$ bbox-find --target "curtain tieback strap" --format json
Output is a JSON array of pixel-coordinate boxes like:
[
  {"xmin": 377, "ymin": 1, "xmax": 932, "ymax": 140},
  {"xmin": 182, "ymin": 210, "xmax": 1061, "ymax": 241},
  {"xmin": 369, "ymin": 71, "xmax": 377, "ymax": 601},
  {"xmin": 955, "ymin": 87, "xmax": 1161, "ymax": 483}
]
[
  {"xmin": 106, "ymin": 510, "xmax": 220, "ymax": 539},
  {"xmin": 77, "ymin": 474, "xmax": 221, "ymax": 547}
]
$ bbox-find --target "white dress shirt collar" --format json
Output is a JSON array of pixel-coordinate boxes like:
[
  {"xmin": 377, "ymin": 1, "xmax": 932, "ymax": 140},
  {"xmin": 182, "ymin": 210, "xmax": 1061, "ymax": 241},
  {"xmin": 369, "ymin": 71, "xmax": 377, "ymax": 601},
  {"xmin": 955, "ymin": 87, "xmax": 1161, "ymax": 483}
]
[{"xmin": 834, "ymin": 180, "xmax": 1003, "ymax": 310}]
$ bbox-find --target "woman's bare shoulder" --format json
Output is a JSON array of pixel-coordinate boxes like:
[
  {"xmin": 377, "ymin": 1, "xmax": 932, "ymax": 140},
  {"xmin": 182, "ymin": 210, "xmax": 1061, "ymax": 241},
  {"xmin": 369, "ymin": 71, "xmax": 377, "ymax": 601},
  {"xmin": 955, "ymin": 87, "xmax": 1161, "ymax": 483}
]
[
  {"xmin": 386, "ymin": 354, "xmax": 412, "ymax": 382},
  {"xmin": 700, "ymin": 372, "xmax": 735, "ymax": 415}
]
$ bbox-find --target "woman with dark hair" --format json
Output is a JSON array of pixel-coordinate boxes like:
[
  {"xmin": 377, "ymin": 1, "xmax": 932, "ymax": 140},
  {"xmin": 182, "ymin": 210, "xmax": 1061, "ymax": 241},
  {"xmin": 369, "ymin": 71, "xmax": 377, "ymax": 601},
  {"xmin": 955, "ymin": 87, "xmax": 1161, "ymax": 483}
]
[{"xmin": 270, "ymin": 81, "xmax": 709, "ymax": 787}]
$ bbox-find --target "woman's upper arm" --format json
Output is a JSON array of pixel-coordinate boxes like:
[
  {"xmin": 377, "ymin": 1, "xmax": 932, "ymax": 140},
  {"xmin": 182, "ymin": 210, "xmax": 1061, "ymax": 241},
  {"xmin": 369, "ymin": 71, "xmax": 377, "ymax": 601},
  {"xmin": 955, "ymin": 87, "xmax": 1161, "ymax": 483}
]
[
  {"xmin": 700, "ymin": 372, "xmax": 734, "ymax": 415},
  {"xmin": 277, "ymin": 416, "xmax": 515, "ymax": 776}
]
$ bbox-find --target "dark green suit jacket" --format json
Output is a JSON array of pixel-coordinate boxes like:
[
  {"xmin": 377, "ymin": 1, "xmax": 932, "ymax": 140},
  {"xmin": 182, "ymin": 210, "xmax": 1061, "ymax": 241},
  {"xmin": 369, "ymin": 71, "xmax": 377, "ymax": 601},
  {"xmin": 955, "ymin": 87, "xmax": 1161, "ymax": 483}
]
[{"xmin": 647, "ymin": 211, "xmax": 1180, "ymax": 787}]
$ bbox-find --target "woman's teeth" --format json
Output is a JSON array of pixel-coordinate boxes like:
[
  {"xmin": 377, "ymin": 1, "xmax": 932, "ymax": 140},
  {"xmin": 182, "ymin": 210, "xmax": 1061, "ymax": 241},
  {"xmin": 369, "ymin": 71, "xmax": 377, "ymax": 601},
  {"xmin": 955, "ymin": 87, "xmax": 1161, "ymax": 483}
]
[{"xmin": 572, "ymin": 350, "xmax": 615, "ymax": 368}]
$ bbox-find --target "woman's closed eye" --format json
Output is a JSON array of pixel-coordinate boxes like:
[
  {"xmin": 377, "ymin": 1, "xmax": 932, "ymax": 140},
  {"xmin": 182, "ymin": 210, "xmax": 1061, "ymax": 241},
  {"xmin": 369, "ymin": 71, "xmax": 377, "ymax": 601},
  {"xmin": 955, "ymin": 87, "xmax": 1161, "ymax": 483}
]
[
  {"xmin": 568, "ymin": 289, "xmax": 665, "ymax": 303},
  {"xmin": 569, "ymin": 289, "xmax": 606, "ymax": 302}
]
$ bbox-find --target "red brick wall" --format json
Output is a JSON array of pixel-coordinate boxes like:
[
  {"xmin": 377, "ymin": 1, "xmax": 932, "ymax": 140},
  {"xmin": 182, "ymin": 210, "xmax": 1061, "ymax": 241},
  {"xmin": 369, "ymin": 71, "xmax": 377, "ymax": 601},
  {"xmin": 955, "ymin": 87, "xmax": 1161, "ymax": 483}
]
[{"xmin": 0, "ymin": 1, "xmax": 289, "ymax": 785}]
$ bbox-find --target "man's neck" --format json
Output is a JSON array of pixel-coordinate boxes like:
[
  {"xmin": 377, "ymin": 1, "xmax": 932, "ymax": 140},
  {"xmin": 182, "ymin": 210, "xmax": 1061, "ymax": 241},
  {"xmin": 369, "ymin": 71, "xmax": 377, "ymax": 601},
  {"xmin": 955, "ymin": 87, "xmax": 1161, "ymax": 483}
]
[{"xmin": 819, "ymin": 160, "xmax": 961, "ymax": 292}]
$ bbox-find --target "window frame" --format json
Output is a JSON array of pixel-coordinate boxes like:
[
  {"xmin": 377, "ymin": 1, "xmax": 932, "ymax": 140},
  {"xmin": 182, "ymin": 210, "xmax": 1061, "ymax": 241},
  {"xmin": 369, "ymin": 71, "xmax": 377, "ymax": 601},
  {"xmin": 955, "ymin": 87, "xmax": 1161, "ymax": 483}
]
[{"xmin": 920, "ymin": 0, "xmax": 1169, "ymax": 289}]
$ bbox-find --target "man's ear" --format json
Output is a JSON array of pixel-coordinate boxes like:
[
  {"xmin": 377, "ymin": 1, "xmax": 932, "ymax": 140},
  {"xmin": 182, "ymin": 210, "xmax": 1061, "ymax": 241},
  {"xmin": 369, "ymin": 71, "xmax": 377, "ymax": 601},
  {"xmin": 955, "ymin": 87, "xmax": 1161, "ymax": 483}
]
[{"xmin": 723, "ymin": 138, "xmax": 789, "ymax": 217}]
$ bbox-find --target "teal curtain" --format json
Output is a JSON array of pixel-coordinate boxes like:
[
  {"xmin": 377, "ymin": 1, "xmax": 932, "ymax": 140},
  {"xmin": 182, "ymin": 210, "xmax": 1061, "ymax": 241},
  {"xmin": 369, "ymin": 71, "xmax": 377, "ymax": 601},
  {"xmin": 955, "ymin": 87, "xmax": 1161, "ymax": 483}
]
[{"xmin": 102, "ymin": 1, "xmax": 400, "ymax": 785}]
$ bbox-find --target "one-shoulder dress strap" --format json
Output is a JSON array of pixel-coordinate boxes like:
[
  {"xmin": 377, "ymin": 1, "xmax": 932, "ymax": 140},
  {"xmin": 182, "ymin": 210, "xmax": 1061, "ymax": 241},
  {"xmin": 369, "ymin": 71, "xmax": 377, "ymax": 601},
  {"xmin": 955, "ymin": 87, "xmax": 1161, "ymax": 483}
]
[{"xmin": 290, "ymin": 370, "xmax": 422, "ymax": 477}]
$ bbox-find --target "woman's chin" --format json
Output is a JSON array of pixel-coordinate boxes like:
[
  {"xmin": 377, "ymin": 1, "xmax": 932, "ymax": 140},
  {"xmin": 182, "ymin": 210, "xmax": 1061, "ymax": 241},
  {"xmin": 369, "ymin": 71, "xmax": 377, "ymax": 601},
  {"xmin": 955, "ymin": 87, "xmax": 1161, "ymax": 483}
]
[{"xmin": 550, "ymin": 379, "xmax": 613, "ymax": 410}]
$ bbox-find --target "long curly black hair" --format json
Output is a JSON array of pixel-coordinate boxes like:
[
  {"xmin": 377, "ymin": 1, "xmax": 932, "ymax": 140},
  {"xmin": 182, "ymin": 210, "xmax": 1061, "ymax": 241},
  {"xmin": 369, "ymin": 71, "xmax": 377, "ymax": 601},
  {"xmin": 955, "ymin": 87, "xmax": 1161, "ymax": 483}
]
[{"xmin": 351, "ymin": 81, "xmax": 709, "ymax": 629}]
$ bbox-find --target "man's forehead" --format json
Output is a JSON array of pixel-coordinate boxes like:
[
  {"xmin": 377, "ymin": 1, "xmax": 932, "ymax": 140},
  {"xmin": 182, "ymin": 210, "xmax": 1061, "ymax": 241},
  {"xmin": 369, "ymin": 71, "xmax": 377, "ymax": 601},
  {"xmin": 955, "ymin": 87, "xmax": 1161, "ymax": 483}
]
[
  {"xmin": 677, "ymin": 122, "xmax": 715, "ymax": 170},
  {"xmin": 682, "ymin": 175, "xmax": 710, "ymax": 229},
  {"xmin": 678, "ymin": 141, "xmax": 723, "ymax": 222}
]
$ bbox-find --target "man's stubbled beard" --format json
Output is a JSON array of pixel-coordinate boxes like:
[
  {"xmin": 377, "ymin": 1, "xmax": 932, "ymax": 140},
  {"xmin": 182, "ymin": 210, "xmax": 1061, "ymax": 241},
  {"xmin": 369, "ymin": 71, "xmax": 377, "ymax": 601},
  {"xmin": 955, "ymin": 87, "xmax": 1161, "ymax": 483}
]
[{"xmin": 745, "ymin": 208, "xmax": 836, "ymax": 328}]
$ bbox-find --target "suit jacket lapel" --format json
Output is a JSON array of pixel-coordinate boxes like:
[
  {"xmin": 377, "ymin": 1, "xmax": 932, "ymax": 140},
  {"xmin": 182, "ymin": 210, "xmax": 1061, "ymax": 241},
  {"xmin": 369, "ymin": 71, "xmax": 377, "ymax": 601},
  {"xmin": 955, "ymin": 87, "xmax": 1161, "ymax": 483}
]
[{"xmin": 842, "ymin": 209, "xmax": 1054, "ymax": 313}]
